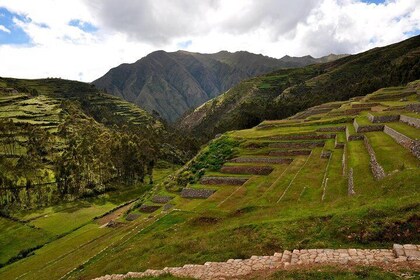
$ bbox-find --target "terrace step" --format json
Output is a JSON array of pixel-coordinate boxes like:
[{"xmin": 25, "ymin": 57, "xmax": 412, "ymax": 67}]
[
  {"xmin": 229, "ymin": 157, "xmax": 293, "ymax": 164},
  {"xmin": 383, "ymin": 125, "xmax": 420, "ymax": 160},
  {"xmin": 400, "ymin": 114, "xmax": 420, "ymax": 129},
  {"xmin": 220, "ymin": 165, "xmax": 274, "ymax": 175},
  {"xmin": 200, "ymin": 177, "xmax": 248, "ymax": 186},
  {"xmin": 268, "ymin": 133, "xmax": 336, "ymax": 141},
  {"xmin": 269, "ymin": 150, "xmax": 311, "ymax": 156},
  {"xmin": 268, "ymin": 141, "xmax": 325, "ymax": 149},
  {"xmin": 180, "ymin": 188, "xmax": 216, "ymax": 199},
  {"xmin": 353, "ymin": 119, "xmax": 384, "ymax": 133}
]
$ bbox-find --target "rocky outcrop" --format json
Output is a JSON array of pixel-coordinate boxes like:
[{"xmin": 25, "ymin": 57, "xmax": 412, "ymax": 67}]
[
  {"xmin": 93, "ymin": 244, "xmax": 420, "ymax": 280},
  {"xmin": 220, "ymin": 166, "xmax": 274, "ymax": 175},
  {"xmin": 400, "ymin": 115, "xmax": 420, "ymax": 129},
  {"xmin": 367, "ymin": 113, "xmax": 400, "ymax": 123},
  {"xmin": 363, "ymin": 136, "xmax": 386, "ymax": 180},
  {"xmin": 180, "ymin": 188, "xmax": 216, "ymax": 199},
  {"xmin": 229, "ymin": 157, "xmax": 293, "ymax": 164},
  {"xmin": 200, "ymin": 177, "xmax": 248, "ymax": 185},
  {"xmin": 384, "ymin": 125, "xmax": 420, "ymax": 159}
]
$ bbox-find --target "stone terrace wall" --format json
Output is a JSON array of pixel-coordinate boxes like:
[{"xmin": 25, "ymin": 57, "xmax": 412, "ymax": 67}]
[
  {"xmin": 400, "ymin": 115, "xmax": 420, "ymax": 129},
  {"xmin": 363, "ymin": 136, "xmax": 386, "ymax": 180},
  {"xmin": 269, "ymin": 133, "xmax": 336, "ymax": 141},
  {"xmin": 347, "ymin": 168, "xmax": 355, "ymax": 195},
  {"xmin": 180, "ymin": 188, "xmax": 215, "ymax": 199},
  {"xmin": 367, "ymin": 113, "xmax": 400, "ymax": 123},
  {"xmin": 346, "ymin": 126, "xmax": 364, "ymax": 141},
  {"xmin": 269, "ymin": 150, "xmax": 311, "ymax": 157},
  {"xmin": 93, "ymin": 244, "xmax": 420, "ymax": 280},
  {"xmin": 316, "ymin": 126, "xmax": 346, "ymax": 132},
  {"xmin": 353, "ymin": 119, "xmax": 384, "ymax": 133},
  {"xmin": 384, "ymin": 125, "xmax": 420, "ymax": 160},
  {"xmin": 230, "ymin": 157, "xmax": 293, "ymax": 164},
  {"xmin": 200, "ymin": 177, "xmax": 248, "ymax": 185},
  {"xmin": 351, "ymin": 103, "xmax": 380, "ymax": 108},
  {"xmin": 406, "ymin": 103, "xmax": 420, "ymax": 113},
  {"xmin": 268, "ymin": 141, "xmax": 325, "ymax": 149},
  {"xmin": 220, "ymin": 166, "xmax": 274, "ymax": 175}
]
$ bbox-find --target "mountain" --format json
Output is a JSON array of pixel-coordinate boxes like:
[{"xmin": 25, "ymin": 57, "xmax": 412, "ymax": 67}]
[
  {"xmin": 179, "ymin": 35, "xmax": 420, "ymax": 138},
  {"xmin": 92, "ymin": 50, "xmax": 346, "ymax": 122}
]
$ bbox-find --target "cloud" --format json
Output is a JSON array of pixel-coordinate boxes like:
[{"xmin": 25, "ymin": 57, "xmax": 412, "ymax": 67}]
[
  {"xmin": 0, "ymin": 0, "xmax": 418, "ymax": 82},
  {"xmin": 0, "ymin": 24, "xmax": 10, "ymax": 33}
]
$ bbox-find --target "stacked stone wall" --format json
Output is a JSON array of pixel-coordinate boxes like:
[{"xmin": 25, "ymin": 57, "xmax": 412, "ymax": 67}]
[
  {"xmin": 317, "ymin": 126, "xmax": 346, "ymax": 132},
  {"xmin": 268, "ymin": 141, "xmax": 325, "ymax": 149},
  {"xmin": 220, "ymin": 166, "xmax": 274, "ymax": 175},
  {"xmin": 180, "ymin": 188, "xmax": 216, "ymax": 199},
  {"xmin": 363, "ymin": 136, "xmax": 386, "ymax": 180},
  {"xmin": 269, "ymin": 150, "xmax": 311, "ymax": 156},
  {"xmin": 229, "ymin": 157, "xmax": 293, "ymax": 164},
  {"xmin": 353, "ymin": 119, "xmax": 384, "ymax": 133},
  {"xmin": 200, "ymin": 177, "xmax": 248, "ymax": 185},
  {"xmin": 400, "ymin": 115, "xmax": 420, "ymax": 129},
  {"xmin": 367, "ymin": 113, "xmax": 400, "ymax": 123},
  {"xmin": 406, "ymin": 103, "xmax": 420, "ymax": 113},
  {"xmin": 93, "ymin": 244, "xmax": 420, "ymax": 280},
  {"xmin": 383, "ymin": 126, "xmax": 420, "ymax": 160}
]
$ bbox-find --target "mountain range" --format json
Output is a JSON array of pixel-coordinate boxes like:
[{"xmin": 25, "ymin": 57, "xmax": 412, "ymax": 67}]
[{"xmin": 93, "ymin": 51, "xmax": 347, "ymax": 122}]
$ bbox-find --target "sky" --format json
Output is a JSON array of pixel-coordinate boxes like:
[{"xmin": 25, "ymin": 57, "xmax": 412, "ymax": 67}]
[{"xmin": 0, "ymin": 0, "xmax": 419, "ymax": 82}]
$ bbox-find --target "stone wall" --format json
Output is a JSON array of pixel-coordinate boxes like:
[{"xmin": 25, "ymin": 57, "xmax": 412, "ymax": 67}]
[
  {"xmin": 269, "ymin": 150, "xmax": 311, "ymax": 156},
  {"xmin": 138, "ymin": 205, "xmax": 161, "ymax": 213},
  {"xmin": 180, "ymin": 188, "xmax": 216, "ymax": 199},
  {"xmin": 316, "ymin": 126, "xmax": 346, "ymax": 132},
  {"xmin": 151, "ymin": 196, "xmax": 173, "ymax": 204},
  {"xmin": 342, "ymin": 145, "xmax": 347, "ymax": 176},
  {"xmin": 367, "ymin": 113, "xmax": 400, "ymax": 123},
  {"xmin": 347, "ymin": 168, "xmax": 355, "ymax": 195},
  {"xmin": 220, "ymin": 166, "xmax": 274, "ymax": 175},
  {"xmin": 406, "ymin": 103, "xmax": 420, "ymax": 113},
  {"xmin": 351, "ymin": 102, "xmax": 380, "ymax": 108},
  {"xmin": 93, "ymin": 244, "xmax": 420, "ymax": 280},
  {"xmin": 200, "ymin": 177, "xmax": 248, "ymax": 185},
  {"xmin": 230, "ymin": 157, "xmax": 293, "ymax": 164},
  {"xmin": 346, "ymin": 126, "xmax": 363, "ymax": 141},
  {"xmin": 353, "ymin": 119, "xmax": 384, "ymax": 133},
  {"xmin": 268, "ymin": 141, "xmax": 325, "ymax": 149},
  {"xmin": 363, "ymin": 136, "xmax": 386, "ymax": 180},
  {"xmin": 384, "ymin": 125, "xmax": 420, "ymax": 160},
  {"xmin": 269, "ymin": 133, "xmax": 336, "ymax": 141},
  {"xmin": 400, "ymin": 115, "xmax": 420, "ymax": 129},
  {"xmin": 320, "ymin": 150, "xmax": 332, "ymax": 159}
]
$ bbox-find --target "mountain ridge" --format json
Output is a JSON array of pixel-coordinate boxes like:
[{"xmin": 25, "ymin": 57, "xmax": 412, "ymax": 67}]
[{"xmin": 93, "ymin": 50, "xmax": 347, "ymax": 122}]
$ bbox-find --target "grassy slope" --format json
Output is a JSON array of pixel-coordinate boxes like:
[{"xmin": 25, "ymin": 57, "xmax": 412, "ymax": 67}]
[
  {"xmin": 179, "ymin": 35, "xmax": 420, "ymax": 139},
  {"xmin": 0, "ymin": 82, "xmax": 419, "ymax": 279}
]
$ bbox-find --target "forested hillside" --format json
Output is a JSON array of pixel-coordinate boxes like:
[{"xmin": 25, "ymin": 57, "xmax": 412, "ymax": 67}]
[{"xmin": 0, "ymin": 78, "xmax": 194, "ymax": 210}]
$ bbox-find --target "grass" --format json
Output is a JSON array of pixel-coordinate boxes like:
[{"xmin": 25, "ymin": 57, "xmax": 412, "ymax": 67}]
[{"xmin": 385, "ymin": 122, "xmax": 420, "ymax": 140}]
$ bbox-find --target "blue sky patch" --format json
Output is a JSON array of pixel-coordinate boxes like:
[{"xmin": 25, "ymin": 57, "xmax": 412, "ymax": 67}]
[
  {"xmin": 361, "ymin": 0, "xmax": 386, "ymax": 4},
  {"xmin": 177, "ymin": 40, "xmax": 192, "ymax": 49},
  {"xmin": 69, "ymin": 19, "xmax": 98, "ymax": 33},
  {"xmin": 0, "ymin": 7, "xmax": 31, "ymax": 45}
]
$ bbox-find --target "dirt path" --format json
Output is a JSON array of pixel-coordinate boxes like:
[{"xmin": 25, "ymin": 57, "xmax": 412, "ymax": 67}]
[{"xmin": 96, "ymin": 202, "xmax": 135, "ymax": 227}]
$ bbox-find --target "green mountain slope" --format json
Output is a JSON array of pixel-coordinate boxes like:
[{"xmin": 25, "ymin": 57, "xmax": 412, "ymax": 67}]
[
  {"xmin": 179, "ymin": 35, "xmax": 420, "ymax": 139},
  {"xmin": 0, "ymin": 77, "xmax": 191, "ymax": 211},
  {"xmin": 93, "ymin": 50, "xmax": 345, "ymax": 122},
  {"xmin": 1, "ymin": 80, "xmax": 418, "ymax": 279}
]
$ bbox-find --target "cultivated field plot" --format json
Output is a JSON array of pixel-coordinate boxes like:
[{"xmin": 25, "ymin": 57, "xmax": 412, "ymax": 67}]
[{"xmin": 0, "ymin": 82, "xmax": 419, "ymax": 279}]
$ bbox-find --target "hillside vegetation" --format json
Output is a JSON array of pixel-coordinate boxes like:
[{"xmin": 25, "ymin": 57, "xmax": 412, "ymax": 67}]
[
  {"xmin": 180, "ymin": 35, "xmax": 420, "ymax": 139},
  {"xmin": 0, "ymin": 77, "xmax": 193, "ymax": 211},
  {"xmin": 0, "ymin": 80, "xmax": 418, "ymax": 279},
  {"xmin": 93, "ymin": 50, "xmax": 346, "ymax": 122}
]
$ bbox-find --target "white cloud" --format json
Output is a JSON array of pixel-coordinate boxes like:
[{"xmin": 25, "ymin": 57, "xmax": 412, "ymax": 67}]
[
  {"xmin": 0, "ymin": 0, "xmax": 418, "ymax": 82},
  {"xmin": 0, "ymin": 24, "xmax": 10, "ymax": 33}
]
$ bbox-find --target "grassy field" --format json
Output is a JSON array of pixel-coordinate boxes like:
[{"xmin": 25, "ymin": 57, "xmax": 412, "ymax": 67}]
[{"xmin": 0, "ymin": 82, "xmax": 419, "ymax": 279}]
